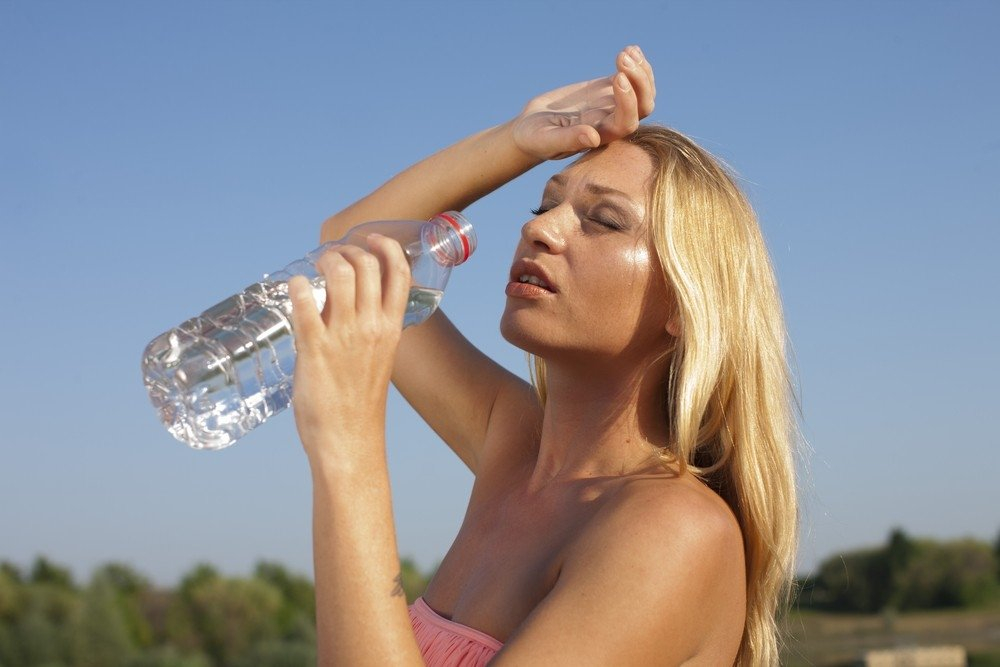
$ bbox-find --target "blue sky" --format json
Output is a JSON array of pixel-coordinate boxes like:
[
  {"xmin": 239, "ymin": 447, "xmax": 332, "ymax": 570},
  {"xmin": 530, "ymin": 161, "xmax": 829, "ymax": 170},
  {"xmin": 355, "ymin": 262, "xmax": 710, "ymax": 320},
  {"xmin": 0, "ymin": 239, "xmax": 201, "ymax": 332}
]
[{"xmin": 1, "ymin": 1, "xmax": 997, "ymax": 585}]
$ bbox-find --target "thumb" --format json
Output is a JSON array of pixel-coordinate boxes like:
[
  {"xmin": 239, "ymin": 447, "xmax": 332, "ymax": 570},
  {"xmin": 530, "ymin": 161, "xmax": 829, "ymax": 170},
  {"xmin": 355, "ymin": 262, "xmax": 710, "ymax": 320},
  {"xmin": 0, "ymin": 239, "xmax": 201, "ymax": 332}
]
[
  {"xmin": 576, "ymin": 126, "xmax": 601, "ymax": 148},
  {"xmin": 539, "ymin": 124, "xmax": 600, "ymax": 159}
]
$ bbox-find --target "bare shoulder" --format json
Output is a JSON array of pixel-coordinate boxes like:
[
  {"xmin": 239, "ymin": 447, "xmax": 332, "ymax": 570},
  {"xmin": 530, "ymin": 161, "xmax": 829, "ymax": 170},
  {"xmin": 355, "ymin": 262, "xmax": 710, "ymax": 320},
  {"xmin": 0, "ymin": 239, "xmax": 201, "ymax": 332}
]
[
  {"xmin": 600, "ymin": 471, "xmax": 744, "ymax": 557},
  {"xmin": 493, "ymin": 472, "xmax": 746, "ymax": 664},
  {"xmin": 563, "ymin": 472, "xmax": 744, "ymax": 659},
  {"xmin": 566, "ymin": 471, "xmax": 746, "ymax": 595}
]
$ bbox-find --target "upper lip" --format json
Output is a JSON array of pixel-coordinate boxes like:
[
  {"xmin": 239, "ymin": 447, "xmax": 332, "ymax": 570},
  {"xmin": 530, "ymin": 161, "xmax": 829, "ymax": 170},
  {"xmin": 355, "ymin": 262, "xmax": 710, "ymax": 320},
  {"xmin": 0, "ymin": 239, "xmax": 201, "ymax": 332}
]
[{"xmin": 509, "ymin": 258, "xmax": 558, "ymax": 292}]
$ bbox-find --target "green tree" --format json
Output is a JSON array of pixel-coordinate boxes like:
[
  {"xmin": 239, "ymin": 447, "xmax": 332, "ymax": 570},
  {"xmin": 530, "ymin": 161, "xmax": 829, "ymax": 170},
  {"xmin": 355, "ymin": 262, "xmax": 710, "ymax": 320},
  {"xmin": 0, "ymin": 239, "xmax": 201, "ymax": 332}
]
[
  {"xmin": 399, "ymin": 558, "xmax": 430, "ymax": 604},
  {"xmin": 29, "ymin": 557, "xmax": 74, "ymax": 591},
  {"xmin": 11, "ymin": 607, "xmax": 65, "ymax": 667},
  {"xmin": 178, "ymin": 564, "xmax": 219, "ymax": 597},
  {"xmin": 168, "ymin": 566, "xmax": 283, "ymax": 666},
  {"xmin": 808, "ymin": 547, "xmax": 892, "ymax": 612},
  {"xmin": 0, "ymin": 562, "xmax": 22, "ymax": 622},
  {"xmin": 804, "ymin": 532, "xmax": 1000, "ymax": 613},
  {"xmin": 994, "ymin": 527, "xmax": 1000, "ymax": 580},
  {"xmin": 0, "ymin": 562, "xmax": 23, "ymax": 584},
  {"xmin": 885, "ymin": 527, "xmax": 917, "ymax": 608},
  {"xmin": 3, "ymin": 572, "xmax": 80, "ymax": 666},
  {"xmin": 71, "ymin": 571, "xmax": 137, "ymax": 667},
  {"xmin": 164, "ymin": 563, "xmax": 221, "ymax": 653},
  {"xmin": 896, "ymin": 538, "xmax": 999, "ymax": 609},
  {"xmin": 229, "ymin": 639, "xmax": 316, "ymax": 667},
  {"xmin": 123, "ymin": 645, "xmax": 211, "ymax": 667},
  {"xmin": 93, "ymin": 563, "xmax": 155, "ymax": 649},
  {"xmin": 252, "ymin": 562, "xmax": 315, "ymax": 640},
  {"xmin": 0, "ymin": 622, "xmax": 19, "ymax": 667}
]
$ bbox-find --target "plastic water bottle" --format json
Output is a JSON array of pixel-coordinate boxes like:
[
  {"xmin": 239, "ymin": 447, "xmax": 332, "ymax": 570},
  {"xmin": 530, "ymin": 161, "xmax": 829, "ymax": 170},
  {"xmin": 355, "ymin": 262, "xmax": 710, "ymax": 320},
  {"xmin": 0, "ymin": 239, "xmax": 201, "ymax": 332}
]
[{"xmin": 142, "ymin": 212, "xmax": 476, "ymax": 451}]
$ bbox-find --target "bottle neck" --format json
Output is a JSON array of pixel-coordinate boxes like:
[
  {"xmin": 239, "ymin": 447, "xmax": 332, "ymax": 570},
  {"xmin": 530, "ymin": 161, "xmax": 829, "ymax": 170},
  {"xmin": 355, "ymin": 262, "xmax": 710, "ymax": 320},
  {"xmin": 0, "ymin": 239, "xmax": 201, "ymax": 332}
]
[{"xmin": 424, "ymin": 211, "xmax": 476, "ymax": 267}]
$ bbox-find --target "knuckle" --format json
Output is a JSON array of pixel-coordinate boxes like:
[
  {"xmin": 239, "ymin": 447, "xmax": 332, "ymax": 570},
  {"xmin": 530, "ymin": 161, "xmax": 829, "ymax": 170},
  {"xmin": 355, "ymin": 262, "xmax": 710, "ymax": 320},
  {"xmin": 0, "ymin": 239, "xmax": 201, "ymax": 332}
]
[
  {"xmin": 327, "ymin": 259, "xmax": 354, "ymax": 280},
  {"xmin": 358, "ymin": 318, "xmax": 383, "ymax": 339},
  {"xmin": 317, "ymin": 252, "xmax": 340, "ymax": 272},
  {"xmin": 356, "ymin": 253, "xmax": 380, "ymax": 271},
  {"xmin": 391, "ymin": 261, "xmax": 411, "ymax": 279}
]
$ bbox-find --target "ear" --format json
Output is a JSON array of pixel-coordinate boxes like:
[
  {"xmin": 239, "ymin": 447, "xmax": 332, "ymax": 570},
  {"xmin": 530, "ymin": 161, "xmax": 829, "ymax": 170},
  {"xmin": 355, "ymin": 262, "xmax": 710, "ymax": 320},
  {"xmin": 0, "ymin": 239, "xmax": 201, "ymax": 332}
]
[
  {"xmin": 664, "ymin": 296, "xmax": 681, "ymax": 338},
  {"xmin": 666, "ymin": 315, "xmax": 681, "ymax": 338}
]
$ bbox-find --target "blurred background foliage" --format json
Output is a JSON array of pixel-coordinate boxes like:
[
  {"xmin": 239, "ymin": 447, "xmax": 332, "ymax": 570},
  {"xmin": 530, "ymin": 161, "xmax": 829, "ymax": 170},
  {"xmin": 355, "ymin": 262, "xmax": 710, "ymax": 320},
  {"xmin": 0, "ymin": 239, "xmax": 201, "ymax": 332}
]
[
  {"xmin": 0, "ymin": 557, "xmax": 429, "ymax": 667},
  {"xmin": 2, "ymin": 532, "xmax": 998, "ymax": 667},
  {"xmin": 796, "ymin": 528, "xmax": 1000, "ymax": 613}
]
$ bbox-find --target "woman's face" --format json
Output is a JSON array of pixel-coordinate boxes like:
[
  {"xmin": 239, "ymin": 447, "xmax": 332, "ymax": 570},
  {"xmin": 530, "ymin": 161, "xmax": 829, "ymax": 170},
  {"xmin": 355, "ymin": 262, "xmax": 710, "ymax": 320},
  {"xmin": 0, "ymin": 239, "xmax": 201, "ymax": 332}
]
[{"xmin": 500, "ymin": 141, "xmax": 675, "ymax": 364}]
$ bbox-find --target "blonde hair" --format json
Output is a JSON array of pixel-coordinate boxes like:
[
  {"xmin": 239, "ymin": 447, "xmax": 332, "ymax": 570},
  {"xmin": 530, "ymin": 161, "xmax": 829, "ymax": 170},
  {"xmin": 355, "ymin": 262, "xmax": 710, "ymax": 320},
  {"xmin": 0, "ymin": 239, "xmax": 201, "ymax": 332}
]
[{"xmin": 529, "ymin": 125, "xmax": 799, "ymax": 665}]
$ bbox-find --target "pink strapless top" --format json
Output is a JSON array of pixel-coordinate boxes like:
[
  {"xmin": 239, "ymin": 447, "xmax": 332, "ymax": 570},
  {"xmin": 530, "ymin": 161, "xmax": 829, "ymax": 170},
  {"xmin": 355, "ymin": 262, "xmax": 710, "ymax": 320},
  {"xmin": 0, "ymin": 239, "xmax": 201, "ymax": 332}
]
[{"xmin": 408, "ymin": 597, "xmax": 503, "ymax": 666}]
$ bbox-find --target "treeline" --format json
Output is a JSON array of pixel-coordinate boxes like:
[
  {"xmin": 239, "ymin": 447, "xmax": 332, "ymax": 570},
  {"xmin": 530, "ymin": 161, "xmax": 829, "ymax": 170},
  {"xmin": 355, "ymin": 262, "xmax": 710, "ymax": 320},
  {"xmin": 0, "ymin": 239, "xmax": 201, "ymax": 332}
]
[
  {"xmin": 797, "ymin": 528, "xmax": 1000, "ymax": 613},
  {"xmin": 5, "ymin": 529, "xmax": 999, "ymax": 665},
  {"xmin": 0, "ymin": 557, "xmax": 432, "ymax": 667}
]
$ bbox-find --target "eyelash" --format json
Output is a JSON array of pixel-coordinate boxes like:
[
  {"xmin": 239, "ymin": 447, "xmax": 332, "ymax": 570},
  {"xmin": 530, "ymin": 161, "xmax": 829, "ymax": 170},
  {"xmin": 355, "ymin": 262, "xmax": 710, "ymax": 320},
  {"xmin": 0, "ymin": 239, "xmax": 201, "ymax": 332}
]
[{"xmin": 531, "ymin": 206, "xmax": 622, "ymax": 231}]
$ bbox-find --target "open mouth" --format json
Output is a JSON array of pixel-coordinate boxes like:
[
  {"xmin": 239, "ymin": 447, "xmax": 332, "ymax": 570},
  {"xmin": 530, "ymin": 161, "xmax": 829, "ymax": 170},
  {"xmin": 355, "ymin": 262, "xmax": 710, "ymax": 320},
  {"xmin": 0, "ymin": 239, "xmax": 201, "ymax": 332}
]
[{"xmin": 517, "ymin": 274, "xmax": 553, "ymax": 291}]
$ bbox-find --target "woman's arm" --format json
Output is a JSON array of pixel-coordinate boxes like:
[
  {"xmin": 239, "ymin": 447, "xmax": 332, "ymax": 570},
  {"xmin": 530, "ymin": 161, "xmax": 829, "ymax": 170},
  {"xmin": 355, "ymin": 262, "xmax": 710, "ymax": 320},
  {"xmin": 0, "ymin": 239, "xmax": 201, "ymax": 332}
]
[
  {"xmin": 288, "ymin": 236, "xmax": 425, "ymax": 666},
  {"xmin": 319, "ymin": 121, "xmax": 540, "ymax": 242},
  {"xmin": 318, "ymin": 45, "xmax": 655, "ymax": 240},
  {"xmin": 321, "ymin": 46, "xmax": 657, "ymax": 474}
]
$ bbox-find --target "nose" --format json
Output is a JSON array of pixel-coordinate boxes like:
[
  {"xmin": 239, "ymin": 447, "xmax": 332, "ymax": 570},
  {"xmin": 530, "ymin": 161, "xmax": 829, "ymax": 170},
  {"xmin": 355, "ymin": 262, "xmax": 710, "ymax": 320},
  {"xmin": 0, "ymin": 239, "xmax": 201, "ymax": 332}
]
[{"xmin": 520, "ymin": 209, "xmax": 566, "ymax": 254}]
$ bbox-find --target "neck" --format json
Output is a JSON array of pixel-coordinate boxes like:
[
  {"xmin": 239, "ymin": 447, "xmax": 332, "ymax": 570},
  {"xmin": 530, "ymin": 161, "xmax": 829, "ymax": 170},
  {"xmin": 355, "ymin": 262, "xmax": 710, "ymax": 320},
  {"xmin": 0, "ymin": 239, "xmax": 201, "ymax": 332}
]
[{"xmin": 525, "ymin": 352, "xmax": 672, "ymax": 493}]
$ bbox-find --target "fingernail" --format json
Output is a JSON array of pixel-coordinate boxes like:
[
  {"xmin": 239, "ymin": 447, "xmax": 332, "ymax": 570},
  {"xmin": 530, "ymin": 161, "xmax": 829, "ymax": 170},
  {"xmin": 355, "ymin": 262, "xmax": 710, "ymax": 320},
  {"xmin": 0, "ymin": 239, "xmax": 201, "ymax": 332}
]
[
  {"xmin": 617, "ymin": 73, "xmax": 630, "ymax": 90},
  {"xmin": 621, "ymin": 51, "xmax": 635, "ymax": 68},
  {"xmin": 628, "ymin": 45, "xmax": 644, "ymax": 65}
]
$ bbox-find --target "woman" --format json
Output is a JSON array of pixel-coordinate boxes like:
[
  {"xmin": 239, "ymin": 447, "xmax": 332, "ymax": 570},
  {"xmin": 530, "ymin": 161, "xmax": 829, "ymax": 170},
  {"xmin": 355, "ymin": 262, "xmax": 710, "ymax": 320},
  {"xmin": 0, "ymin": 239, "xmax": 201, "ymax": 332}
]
[{"xmin": 287, "ymin": 45, "xmax": 798, "ymax": 666}]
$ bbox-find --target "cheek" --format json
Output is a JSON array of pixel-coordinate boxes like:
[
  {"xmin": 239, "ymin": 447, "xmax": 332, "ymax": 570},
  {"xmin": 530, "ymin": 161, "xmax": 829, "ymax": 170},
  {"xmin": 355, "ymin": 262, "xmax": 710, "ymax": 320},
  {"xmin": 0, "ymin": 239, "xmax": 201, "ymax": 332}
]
[
  {"xmin": 622, "ymin": 244, "xmax": 653, "ymax": 281},
  {"xmin": 600, "ymin": 245, "xmax": 656, "ymax": 303},
  {"xmin": 589, "ymin": 244, "xmax": 672, "ymax": 335}
]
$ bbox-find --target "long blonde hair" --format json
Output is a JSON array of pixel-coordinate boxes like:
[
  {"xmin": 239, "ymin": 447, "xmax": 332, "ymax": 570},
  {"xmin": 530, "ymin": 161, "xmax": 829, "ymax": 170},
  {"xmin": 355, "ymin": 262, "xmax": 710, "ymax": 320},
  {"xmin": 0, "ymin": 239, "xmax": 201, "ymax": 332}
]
[{"xmin": 529, "ymin": 125, "xmax": 799, "ymax": 665}]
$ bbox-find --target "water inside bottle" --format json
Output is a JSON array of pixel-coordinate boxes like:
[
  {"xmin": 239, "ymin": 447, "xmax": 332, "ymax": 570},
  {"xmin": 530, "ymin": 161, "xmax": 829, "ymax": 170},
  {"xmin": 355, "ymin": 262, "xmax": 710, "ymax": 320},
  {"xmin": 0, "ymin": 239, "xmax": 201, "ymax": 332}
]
[
  {"xmin": 403, "ymin": 286, "xmax": 443, "ymax": 327},
  {"xmin": 143, "ymin": 282, "xmax": 445, "ymax": 450}
]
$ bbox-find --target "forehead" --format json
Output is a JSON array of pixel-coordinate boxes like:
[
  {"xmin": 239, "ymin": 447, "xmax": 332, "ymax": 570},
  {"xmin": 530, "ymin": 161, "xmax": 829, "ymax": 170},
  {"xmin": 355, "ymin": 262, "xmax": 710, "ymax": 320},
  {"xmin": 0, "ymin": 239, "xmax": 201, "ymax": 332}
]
[{"xmin": 553, "ymin": 141, "xmax": 655, "ymax": 199}]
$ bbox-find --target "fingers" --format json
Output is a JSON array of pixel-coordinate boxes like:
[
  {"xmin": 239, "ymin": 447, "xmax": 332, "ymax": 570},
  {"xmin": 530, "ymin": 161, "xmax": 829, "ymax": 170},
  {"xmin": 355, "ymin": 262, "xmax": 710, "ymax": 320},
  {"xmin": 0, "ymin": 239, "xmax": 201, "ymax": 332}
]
[
  {"xmin": 316, "ymin": 248, "xmax": 357, "ymax": 323},
  {"xmin": 287, "ymin": 275, "xmax": 323, "ymax": 343},
  {"xmin": 619, "ymin": 45, "xmax": 655, "ymax": 118},
  {"xmin": 338, "ymin": 244, "xmax": 382, "ymax": 320},
  {"xmin": 596, "ymin": 45, "xmax": 655, "ymax": 143},
  {"xmin": 602, "ymin": 70, "xmax": 640, "ymax": 141},
  {"xmin": 366, "ymin": 234, "xmax": 411, "ymax": 323},
  {"xmin": 311, "ymin": 240, "xmax": 409, "ymax": 327}
]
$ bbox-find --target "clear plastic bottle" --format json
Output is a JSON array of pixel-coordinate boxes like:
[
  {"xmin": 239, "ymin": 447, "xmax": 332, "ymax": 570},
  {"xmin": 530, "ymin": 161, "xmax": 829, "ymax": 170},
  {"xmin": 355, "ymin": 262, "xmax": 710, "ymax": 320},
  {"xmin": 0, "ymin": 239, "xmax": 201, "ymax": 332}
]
[{"xmin": 141, "ymin": 212, "xmax": 476, "ymax": 451}]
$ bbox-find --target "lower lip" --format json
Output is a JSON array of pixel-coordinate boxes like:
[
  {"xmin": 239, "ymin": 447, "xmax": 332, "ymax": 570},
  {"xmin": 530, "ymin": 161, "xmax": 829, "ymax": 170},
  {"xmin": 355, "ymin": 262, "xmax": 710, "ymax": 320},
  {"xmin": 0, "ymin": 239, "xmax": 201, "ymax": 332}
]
[{"xmin": 506, "ymin": 281, "xmax": 555, "ymax": 298}]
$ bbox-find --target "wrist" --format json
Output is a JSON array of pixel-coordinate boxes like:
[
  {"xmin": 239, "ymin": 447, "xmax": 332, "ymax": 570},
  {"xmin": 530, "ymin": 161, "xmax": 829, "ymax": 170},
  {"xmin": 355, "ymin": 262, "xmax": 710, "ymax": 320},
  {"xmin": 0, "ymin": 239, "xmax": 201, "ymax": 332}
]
[
  {"xmin": 308, "ymin": 439, "xmax": 388, "ymax": 481},
  {"xmin": 302, "ymin": 415, "xmax": 388, "ymax": 472},
  {"xmin": 495, "ymin": 118, "xmax": 546, "ymax": 170}
]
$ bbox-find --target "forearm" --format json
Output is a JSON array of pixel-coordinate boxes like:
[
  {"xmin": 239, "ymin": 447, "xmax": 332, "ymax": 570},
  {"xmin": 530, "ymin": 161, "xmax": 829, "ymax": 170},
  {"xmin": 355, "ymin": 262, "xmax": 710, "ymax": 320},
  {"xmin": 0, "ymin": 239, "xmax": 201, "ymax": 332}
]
[
  {"xmin": 321, "ymin": 119, "xmax": 541, "ymax": 242},
  {"xmin": 310, "ymin": 441, "xmax": 424, "ymax": 667}
]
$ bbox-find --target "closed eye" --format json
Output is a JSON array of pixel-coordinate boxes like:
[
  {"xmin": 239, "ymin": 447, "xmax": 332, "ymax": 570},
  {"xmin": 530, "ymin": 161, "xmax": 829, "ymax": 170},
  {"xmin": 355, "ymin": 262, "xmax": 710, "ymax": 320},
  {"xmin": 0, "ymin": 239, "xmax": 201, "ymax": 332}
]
[
  {"xmin": 588, "ymin": 216, "xmax": 624, "ymax": 231},
  {"xmin": 533, "ymin": 207, "xmax": 624, "ymax": 232}
]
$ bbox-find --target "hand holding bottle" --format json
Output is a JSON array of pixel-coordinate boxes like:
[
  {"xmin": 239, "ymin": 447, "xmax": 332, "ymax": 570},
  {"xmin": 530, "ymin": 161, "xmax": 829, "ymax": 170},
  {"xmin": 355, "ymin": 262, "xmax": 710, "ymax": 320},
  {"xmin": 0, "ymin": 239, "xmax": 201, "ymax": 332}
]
[
  {"xmin": 287, "ymin": 235, "xmax": 411, "ymax": 465},
  {"xmin": 511, "ymin": 45, "xmax": 657, "ymax": 161},
  {"xmin": 141, "ymin": 213, "xmax": 475, "ymax": 451}
]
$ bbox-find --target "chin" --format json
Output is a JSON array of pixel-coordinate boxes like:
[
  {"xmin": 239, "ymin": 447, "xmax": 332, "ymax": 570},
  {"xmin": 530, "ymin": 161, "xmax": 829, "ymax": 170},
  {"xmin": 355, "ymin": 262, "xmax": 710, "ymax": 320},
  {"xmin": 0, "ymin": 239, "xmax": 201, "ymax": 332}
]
[
  {"xmin": 500, "ymin": 309, "xmax": 553, "ymax": 357},
  {"xmin": 499, "ymin": 312, "xmax": 532, "ymax": 352}
]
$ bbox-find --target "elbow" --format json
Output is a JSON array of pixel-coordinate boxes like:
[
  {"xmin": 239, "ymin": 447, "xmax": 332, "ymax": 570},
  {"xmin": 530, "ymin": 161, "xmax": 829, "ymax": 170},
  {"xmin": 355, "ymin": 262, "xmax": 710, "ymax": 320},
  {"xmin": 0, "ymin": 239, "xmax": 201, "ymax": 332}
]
[{"xmin": 319, "ymin": 216, "xmax": 339, "ymax": 244}]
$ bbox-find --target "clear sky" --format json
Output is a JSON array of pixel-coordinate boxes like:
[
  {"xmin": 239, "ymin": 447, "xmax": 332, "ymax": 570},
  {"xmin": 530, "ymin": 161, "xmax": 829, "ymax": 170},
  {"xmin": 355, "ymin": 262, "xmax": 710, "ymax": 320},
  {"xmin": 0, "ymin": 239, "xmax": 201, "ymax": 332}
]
[{"xmin": 1, "ymin": 1, "xmax": 997, "ymax": 585}]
